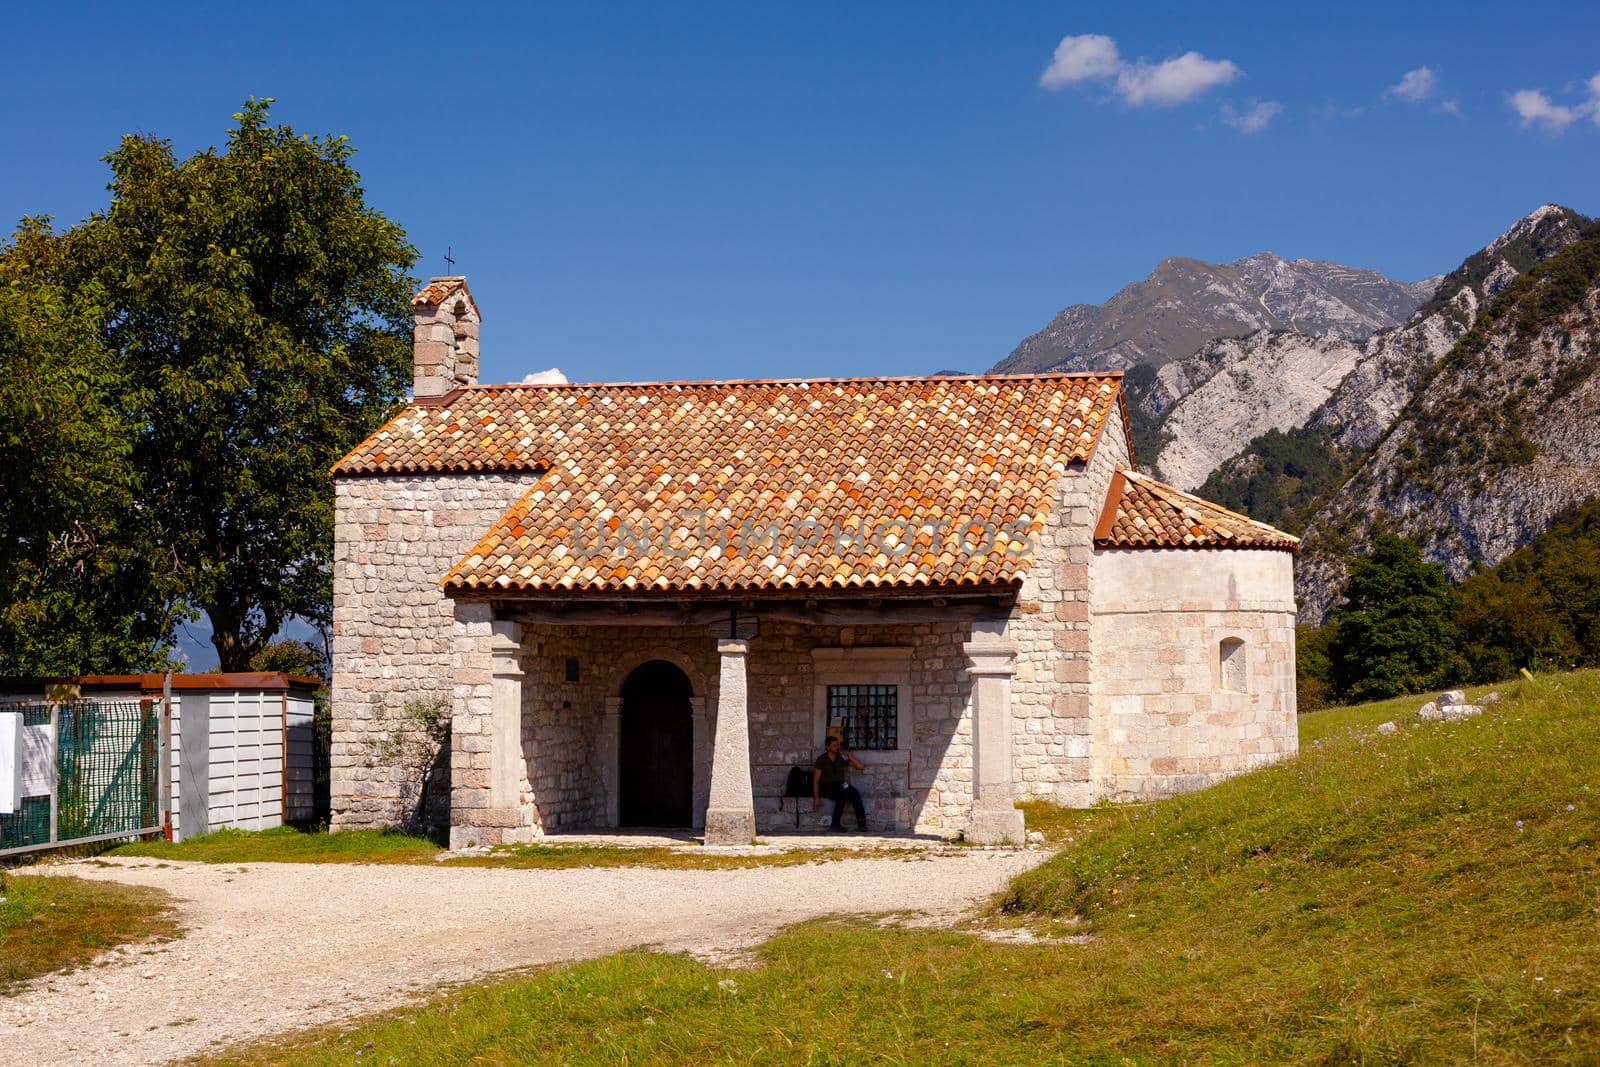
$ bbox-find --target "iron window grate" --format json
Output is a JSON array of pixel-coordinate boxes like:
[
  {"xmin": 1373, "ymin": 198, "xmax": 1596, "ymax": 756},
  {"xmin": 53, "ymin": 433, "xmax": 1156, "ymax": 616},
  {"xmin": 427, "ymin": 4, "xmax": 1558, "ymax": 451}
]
[{"xmin": 827, "ymin": 684, "xmax": 897, "ymax": 751}]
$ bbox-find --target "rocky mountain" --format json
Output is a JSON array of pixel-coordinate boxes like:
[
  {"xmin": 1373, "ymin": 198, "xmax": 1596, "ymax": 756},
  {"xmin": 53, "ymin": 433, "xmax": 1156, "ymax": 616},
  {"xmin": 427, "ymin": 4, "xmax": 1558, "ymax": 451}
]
[
  {"xmin": 1296, "ymin": 219, "xmax": 1600, "ymax": 620},
  {"xmin": 1152, "ymin": 205, "xmax": 1591, "ymax": 492},
  {"xmin": 995, "ymin": 253, "xmax": 1437, "ymax": 376},
  {"xmin": 1148, "ymin": 331, "xmax": 1366, "ymax": 489}
]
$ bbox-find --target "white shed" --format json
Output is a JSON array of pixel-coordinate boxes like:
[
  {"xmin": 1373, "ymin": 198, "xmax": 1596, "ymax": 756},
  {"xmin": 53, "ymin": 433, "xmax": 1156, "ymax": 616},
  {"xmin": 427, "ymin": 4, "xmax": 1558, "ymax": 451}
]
[{"xmin": 0, "ymin": 672, "xmax": 321, "ymax": 842}]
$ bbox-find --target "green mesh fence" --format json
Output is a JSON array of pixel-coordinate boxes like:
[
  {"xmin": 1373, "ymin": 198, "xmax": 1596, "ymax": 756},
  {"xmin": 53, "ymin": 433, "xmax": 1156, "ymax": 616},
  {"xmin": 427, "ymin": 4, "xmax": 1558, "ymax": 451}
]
[
  {"xmin": 1, "ymin": 700, "xmax": 161, "ymax": 853},
  {"xmin": 0, "ymin": 795, "xmax": 51, "ymax": 850}
]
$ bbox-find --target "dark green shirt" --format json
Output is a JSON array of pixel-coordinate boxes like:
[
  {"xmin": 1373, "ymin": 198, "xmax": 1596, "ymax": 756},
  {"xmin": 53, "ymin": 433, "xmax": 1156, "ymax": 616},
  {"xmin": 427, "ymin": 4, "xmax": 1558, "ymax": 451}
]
[{"xmin": 814, "ymin": 752, "xmax": 851, "ymax": 786}]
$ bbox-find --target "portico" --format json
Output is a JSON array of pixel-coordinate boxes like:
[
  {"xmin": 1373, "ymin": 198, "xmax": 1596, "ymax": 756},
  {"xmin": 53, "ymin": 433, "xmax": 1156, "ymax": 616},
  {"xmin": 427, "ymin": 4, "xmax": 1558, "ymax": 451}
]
[{"xmin": 448, "ymin": 596, "xmax": 1027, "ymax": 848}]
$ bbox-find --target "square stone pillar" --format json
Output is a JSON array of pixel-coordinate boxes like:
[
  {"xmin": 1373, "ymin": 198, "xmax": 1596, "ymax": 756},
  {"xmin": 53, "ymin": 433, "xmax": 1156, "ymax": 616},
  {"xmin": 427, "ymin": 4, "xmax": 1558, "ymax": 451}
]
[
  {"xmin": 964, "ymin": 632, "xmax": 1026, "ymax": 845},
  {"xmin": 487, "ymin": 620, "xmax": 533, "ymax": 841},
  {"xmin": 704, "ymin": 637, "xmax": 756, "ymax": 845}
]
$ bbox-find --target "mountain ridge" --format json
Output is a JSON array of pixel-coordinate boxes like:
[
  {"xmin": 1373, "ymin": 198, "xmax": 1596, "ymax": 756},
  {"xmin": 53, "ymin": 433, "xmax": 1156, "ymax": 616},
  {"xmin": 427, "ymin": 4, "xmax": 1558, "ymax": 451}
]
[
  {"xmin": 1295, "ymin": 218, "xmax": 1600, "ymax": 620},
  {"xmin": 994, "ymin": 251, "xmax": 1436, "ymax": 377},
  {"xmin": 1148, "ymin": 205, "xmax": 1590, "ymax": 491}
]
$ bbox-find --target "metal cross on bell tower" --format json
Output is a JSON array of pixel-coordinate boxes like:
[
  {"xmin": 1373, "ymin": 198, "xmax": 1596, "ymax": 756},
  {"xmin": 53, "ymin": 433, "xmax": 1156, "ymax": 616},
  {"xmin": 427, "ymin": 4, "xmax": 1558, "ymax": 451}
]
[{"xmin": 443, "ymin": 246, "xmax": 456, "ymax": 273}]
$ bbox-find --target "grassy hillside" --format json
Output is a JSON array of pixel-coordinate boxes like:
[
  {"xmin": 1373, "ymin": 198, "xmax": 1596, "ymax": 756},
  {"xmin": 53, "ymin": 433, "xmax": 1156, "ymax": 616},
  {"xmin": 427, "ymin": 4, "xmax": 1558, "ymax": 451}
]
[{"xmin": 219, "ymin": 673, "xmax": 1600, "ymax": 1064}]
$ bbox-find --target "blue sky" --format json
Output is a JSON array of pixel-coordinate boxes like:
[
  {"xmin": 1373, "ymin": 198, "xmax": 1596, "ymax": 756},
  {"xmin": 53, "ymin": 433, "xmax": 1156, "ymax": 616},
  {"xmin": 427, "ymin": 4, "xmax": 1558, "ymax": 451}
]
[
  {"xmin": 5, "ymin": 2, "xmax": 1597, "ymax": 666},
  {"xmin": 4, "ymin": 2, "xmax": 1598, "ymax": 387}
]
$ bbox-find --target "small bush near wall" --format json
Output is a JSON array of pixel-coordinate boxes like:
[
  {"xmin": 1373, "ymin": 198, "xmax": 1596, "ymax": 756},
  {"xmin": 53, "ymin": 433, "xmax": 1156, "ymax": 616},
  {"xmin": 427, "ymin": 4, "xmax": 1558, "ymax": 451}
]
[{"xmin": 373, "ymin": 695, "xmax": 451, "ymax": 835}]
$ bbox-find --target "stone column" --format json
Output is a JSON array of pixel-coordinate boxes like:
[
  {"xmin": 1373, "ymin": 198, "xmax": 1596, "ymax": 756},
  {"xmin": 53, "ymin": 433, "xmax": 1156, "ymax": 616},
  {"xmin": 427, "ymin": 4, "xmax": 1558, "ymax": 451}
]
[
  {"xmin": 600, "ymin": 696, "xmax": 622, "ymax": 826},
  {"xmin": 488, "ymin": 620, "xmax": 527, "ymax": 817},
  {"xmin": 704, "ymin": 637, "xmax": 756, "ymax": 845},
  {"xmin": 964, "ymin": 630, "xmax": 1026, "ymax": 845}
]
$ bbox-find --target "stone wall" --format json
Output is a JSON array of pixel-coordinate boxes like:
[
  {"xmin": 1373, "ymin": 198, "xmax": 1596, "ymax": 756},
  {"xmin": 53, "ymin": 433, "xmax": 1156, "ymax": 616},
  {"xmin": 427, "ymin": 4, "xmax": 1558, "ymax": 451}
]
[
  {"xmin": 329, "ymin": 472, "xmax": 535, "ymax": 830},
  {"xmin": 1003, "ymin": 405, "xmax": 1131, "ymax": 807},
  {"xmin": 1089, "ymin": 547, "xmax": 1298, "ymax": 800}
]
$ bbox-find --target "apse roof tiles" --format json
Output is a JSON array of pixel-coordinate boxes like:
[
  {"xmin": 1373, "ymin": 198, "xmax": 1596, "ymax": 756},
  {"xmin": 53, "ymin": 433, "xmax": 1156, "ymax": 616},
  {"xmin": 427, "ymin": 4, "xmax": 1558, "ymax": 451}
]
[{"xmin": 1093, "ymin": 469, "xmax": 1300, "ymax": 552}]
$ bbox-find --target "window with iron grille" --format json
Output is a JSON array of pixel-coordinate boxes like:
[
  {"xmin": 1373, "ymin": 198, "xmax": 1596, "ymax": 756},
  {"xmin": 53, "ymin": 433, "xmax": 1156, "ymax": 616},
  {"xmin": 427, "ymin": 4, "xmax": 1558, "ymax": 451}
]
[{"xmin": 827, "ymin": 684, "xmax": 898, "ymax": 751}]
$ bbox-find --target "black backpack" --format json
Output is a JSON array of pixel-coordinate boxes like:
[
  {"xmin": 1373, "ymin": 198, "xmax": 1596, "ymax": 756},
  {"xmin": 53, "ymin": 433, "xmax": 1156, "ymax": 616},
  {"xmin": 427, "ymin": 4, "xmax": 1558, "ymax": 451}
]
[
  {"xmin": 783, "ymin": 765, "xmax": 813, "ymax": 799},
  {"xmin": 779, "ymin": 764, "xmax": 814, "ymax": 827}
]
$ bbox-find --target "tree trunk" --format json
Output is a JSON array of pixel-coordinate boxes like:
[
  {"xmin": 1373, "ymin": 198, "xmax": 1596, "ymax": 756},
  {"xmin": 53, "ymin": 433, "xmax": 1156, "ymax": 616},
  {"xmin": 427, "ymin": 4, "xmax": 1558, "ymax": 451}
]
[{"xmin": 208, "ymin": 608, "xmax": 257, "ymax": 672}]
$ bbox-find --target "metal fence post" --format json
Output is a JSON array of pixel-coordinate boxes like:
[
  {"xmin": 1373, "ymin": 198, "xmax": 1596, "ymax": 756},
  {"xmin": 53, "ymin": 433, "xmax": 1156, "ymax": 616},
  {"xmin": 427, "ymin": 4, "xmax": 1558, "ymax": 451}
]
[
  {"xmin": 161, "ymin": 673, "xmax": 174, "ymax": 841},
  {"xmin": 47, "ymin": 703, "xmax": 59, "ymax": 847}
]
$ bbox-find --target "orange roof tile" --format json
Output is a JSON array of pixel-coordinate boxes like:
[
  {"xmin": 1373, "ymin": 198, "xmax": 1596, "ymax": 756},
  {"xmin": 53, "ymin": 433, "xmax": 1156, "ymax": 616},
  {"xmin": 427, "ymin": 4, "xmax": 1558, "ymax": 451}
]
[
  {"xmin": 331, "ymin": 374, "xmax": 1123, "ymax": 594},
  {"xmin": 412, "ymin": 277, "xmax": 478, "ymax": 316},
  {"xmin": 1094, "ymin": 469, "xmax": 1299, "ymax": 552}
]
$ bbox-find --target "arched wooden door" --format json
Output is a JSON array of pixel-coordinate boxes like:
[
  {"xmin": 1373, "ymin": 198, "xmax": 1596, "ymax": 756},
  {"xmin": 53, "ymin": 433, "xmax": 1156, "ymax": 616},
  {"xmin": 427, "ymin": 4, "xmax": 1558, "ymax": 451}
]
[{"xmin": 618, "ymin": 660, "xmax": 694, "ymax": 827}]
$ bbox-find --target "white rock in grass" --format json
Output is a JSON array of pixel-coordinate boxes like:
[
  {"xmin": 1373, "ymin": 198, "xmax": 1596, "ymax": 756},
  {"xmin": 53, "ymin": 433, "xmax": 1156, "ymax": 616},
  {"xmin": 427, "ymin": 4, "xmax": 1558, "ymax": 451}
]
[
  {"xmin": 1376, "ymin": 721, "xmax": 1397, "ymax": 734},
  {"xmin": 1420, "ymin": 698, "xmax": 1483, "ymax": 722},
  {"xmin": 1438, "ymin": 690, "xmax": 1467, "ymax": 707},
  {"xmin": 1482, "ymin": 691, "xmax": 1502, "ymax": 704}
]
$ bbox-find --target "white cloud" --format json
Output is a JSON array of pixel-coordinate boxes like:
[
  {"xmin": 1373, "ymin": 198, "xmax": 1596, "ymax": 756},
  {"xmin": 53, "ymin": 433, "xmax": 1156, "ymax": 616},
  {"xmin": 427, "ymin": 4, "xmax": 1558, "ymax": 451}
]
[
  {"xmin": 1508, "ymin": 72, "xmax": 1600, "ymax": 133},
  {"xmin": 1040, "ymin": 33, "xmax": 1240, "ymax": 107},
  {"xmin": 1509, "ymin": 88, "xmax": 1579, "ymax": 132},
  {"xmin": 1386, "ymin": 66, "xmax": 1438, "ymax": 103},
  {"xmin": 1039, "ymin": 34, "xmax": 1122, "ymax": 89},
  {"xmin": 1222, "ymin": 99, "xmax": 1283, "ymax": 134},
  {"xmin": 1439, "ymin": 98, "xmax": 1462, "ymax": 117},
  {"xmin": 1117, "ymin": 52, "xmax": 1240, "ymax": 106}
]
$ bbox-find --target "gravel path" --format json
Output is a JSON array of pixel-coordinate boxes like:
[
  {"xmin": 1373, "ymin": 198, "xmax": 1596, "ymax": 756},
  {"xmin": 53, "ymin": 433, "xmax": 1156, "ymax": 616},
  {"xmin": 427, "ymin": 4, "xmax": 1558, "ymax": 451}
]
[{"xmin": 1, "ymin": 849, "xmax": 1039, "ymax": 1064}]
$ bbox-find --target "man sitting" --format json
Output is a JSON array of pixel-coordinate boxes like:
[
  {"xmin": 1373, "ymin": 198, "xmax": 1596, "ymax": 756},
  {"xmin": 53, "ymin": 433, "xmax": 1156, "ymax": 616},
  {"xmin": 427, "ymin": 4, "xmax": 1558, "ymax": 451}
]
[{"xmin": 812, "ymin": 733, "xmax": 867, "ymax": 831}]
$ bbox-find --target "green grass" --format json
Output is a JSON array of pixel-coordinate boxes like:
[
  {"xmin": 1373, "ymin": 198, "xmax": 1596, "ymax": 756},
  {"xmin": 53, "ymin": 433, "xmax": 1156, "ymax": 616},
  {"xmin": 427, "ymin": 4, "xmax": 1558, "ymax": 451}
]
[
  {"xmin": 211, "ymin": 670, "xmax": 1600, "ymax": 1064},
  {"xmin": 106, "ymin": 825, "xmax": 443, "ymax": 865},
  {"xmin": 0, "ymin": 872, "xmax": 180, "ymax": 993},
  {"xmin": 104, "ymin": 825, "xmax": 912, "ymax": 871},
  {"xmin": 446, "ymin": 844, "xmax": 910, "ymax": 871},
  {"xmin": 1017, "ymin": 798, "xmax": 1099, "ymax": 847}
]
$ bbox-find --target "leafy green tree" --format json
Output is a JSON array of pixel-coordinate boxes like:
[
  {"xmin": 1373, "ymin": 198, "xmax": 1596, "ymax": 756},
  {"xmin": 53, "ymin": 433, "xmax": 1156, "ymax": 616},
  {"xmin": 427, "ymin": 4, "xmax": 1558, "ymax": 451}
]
[
  {"xmin": 26, "ymin": 99, "xmax": 415, "ymax": 669},
  {"xmin": 0, "ymin": 227, "xmax": 184, "ymax": 672},
  {"xmin": 1294, "ymin": 623, "xmax": 1334, "ymax": 712},
  {"xmin": 1454, "ymin": 497, "xmax": 1600, "ymax": 681},
  {"xmin": 1327, "ymin": 534, "xmax": 1464, "ymax": 701},
  {"xmin": 246, "ymin": 637, "xmax": 329, "ymax": 682}
]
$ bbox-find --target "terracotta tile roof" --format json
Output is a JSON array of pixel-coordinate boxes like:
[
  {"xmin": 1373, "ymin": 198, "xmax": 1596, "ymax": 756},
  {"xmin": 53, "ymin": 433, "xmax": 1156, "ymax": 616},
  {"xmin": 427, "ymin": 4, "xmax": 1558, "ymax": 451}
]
[
  {"xmin": 412, "ymin": 277, "xmax": 478, "ymax": 315},
  {"xmin": 339, "ymin": 374, "xmax": 1124, "ymax": 594},
  {"xmin": 331, "ymin": 386, "xmax": 549, "ymax": 475},
  {"xmin": 1094, "ymin": 469, "xmax": 1299, "ymax": 552}
]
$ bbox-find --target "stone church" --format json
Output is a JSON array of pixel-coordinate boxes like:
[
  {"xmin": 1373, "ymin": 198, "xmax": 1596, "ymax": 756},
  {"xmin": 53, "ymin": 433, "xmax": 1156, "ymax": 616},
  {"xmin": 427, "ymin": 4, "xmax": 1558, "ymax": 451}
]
[{"xmin": 329, "ymin": 278, "xmax": 1300, "ymax": 847}]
